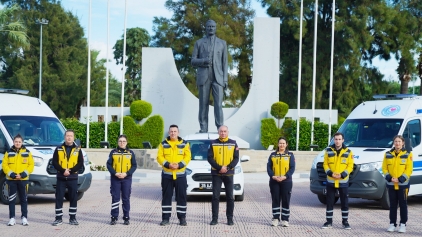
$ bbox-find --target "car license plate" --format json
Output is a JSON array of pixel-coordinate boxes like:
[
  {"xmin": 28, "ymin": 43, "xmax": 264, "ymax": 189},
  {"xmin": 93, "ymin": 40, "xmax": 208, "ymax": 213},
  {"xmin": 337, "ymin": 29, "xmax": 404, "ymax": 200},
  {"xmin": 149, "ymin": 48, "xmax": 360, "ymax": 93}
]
[{"xmin": 200, "ymin": 183, "xmax": 212, "ymax": 189}]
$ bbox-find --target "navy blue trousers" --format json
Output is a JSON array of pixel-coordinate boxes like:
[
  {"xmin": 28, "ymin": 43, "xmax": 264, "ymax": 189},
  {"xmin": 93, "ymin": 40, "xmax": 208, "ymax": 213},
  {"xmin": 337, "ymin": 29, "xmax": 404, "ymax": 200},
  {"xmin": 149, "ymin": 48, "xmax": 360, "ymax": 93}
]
[
  {"xmin": 269, "ymin": 180, "xmax": 292, "ymax": 221},
  {"xmin": 7, "ymin": 180, "xmax": 29, "ymax": 218},
  {"xmin": 110, "ymin": 176, "xmax": 132, "ymax": 219},
  {"xmin": 161, "ymin": 176, "xmax": 187, "ymax": 220},
  {"xmin": 212, "ymin": 175, "xmax": 234, "ymax": 220},
  {"xmin": 388, "ymin": 187, "xmax": 409, "ymax": 225},
  {"xmin": 55, "ymin": 179, "xmax": 78, "ymax": 220}
]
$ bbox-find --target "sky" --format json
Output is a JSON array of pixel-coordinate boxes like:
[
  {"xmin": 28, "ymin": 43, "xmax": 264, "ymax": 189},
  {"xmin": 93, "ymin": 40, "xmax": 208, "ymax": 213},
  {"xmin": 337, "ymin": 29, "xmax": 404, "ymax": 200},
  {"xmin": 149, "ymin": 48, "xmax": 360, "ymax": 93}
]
[{"xmin": 3, "ymin": 0, "xmax": 403, "ymax": 85}]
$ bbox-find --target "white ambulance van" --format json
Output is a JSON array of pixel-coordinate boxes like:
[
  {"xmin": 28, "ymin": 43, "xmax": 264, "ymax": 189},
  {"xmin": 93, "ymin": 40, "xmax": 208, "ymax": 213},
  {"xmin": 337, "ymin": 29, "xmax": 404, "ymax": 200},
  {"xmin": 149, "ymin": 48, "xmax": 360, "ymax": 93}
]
[
  {"xmin": 310, "ymin": 94, "xmax": 422, "ymax": 209},
  {"xmin": 0, "ymin": 89, "xmax": 92, "ymax": 204}
]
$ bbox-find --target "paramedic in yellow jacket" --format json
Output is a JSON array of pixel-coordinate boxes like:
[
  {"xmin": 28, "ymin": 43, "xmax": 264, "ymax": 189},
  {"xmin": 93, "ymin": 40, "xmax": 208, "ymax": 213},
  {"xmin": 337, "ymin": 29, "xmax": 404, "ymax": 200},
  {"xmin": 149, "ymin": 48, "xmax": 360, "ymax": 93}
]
[
  {"xmin": 322, "ymin": 132, "xmax": 354, "ymax": 230},
  {"xmin": 157, "ymin": 124, "xmax": 191, "ymax": 226},
  {"xmin": 51, "ymin": 129, "xmax": 84, "ymax": 226},
  {"xmin": 267, "ymin": 137, "xmax": 295, "ymax": 228},
  {"xmin": 106, "ymin": 134, "xmax": 137, "ymax": 225},
  {"xmin": 382, "ymin": 135, "xmax": 413, "ymax": 233},
  {"xmin": 207, "ymin": 125, "xmax": 239, "ymax": 226},
  {"xmin": 2, "ymin": 134, "xmax": 34, "ymax": 226}
]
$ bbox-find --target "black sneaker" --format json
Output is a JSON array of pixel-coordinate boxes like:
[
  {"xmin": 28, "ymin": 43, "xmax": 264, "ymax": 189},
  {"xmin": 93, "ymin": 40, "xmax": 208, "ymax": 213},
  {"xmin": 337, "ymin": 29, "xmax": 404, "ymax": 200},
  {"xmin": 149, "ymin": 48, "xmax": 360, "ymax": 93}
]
[
  {"xmin": 179, "ymin": 218, "xmax": 187, "ymax": 226},
  {"xmin": 52, "ymin": 219, "xmax": 63, "ymax": 226},
  {"xmin": 227, "ymin": 218, "xmax": 234, "ymax": 226},
  {"xmin": 343, "ymin": 221, "xmax": 351, "ymax": 230},
  {"xmin": 69, "ymin": 219, "xmax": 79, "ymax": 225},
  {"xmin": 124, "ymin": 220, "xmax": 130, "ymax": 225},
  {"xmin": 160, "ymin": 219, "xmax": 170, "ymax": 226},
  {"xmin": 322, "ymin": 222, "xmax": 332, "ymax": 229},
  {"xmin": 110, "ymin": 217, "xmax": 117, "ymax": 225},
  {"xmin": 210, "ymin": 219, "xmax": 218, "ymax": 225}
]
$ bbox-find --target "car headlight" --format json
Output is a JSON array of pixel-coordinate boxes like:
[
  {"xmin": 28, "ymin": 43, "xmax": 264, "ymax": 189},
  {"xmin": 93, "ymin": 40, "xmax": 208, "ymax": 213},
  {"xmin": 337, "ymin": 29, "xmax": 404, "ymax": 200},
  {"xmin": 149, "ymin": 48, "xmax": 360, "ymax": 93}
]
[
  {"xmin": 311, "ymin": 157, "xmax": 318, "ymax": 169},
  {"xmin": 84, "ymin": 153, "xmax": 89, "ymax": 166},
  {"xmin": 360, "ymin": 161, "xmax": 382, "ymax": 172},
  {"xmin": 235, "ymin": 166, "xmax": 242, "ymax": 174},
  {"xmin": 186, "ymin": 168, "xmax": 192, "ymax": 175},
  {"xmin": 33, "ymin": 156, "xmax": 44, "ymax": 167}
]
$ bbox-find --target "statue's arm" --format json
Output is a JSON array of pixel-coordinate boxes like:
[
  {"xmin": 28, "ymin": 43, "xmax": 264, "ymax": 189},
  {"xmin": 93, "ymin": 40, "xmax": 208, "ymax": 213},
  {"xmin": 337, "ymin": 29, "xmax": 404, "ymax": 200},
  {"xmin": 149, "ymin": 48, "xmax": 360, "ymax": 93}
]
[
  {"xmin": 191, "ymin": 41, "xmax": 205, "ymax": 67},
  {"xmin": 223, "ymin": 40, "xmax": 228, "ymax": 87}
]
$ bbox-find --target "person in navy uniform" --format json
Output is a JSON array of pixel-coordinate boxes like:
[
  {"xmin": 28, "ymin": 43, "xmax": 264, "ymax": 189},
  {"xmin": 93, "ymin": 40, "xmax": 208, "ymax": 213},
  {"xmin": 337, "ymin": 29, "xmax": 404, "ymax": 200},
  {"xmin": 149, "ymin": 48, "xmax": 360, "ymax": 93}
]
[
  {"xmin": 107, "ymin": 134, "xmax": 137, "ymax": 225},
  {"xmin": 267, "ymin": 137, "xmax": 295, "ymax": 227}
]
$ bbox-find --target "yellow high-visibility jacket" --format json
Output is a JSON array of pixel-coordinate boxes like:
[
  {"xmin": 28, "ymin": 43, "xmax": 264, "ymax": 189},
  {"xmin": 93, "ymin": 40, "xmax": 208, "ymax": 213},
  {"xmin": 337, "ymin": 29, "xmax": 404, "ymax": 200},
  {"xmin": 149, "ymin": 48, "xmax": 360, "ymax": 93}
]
[
  {"xmin": 382, "ymin": 148, "xmax": 413, "ymax": 190},
  {"xmin": 157, "ymin": 137, "xmax": 191, "ymax": 180},
  {"xmin": 323, "ymin": 144, "xmax": 354, "ymax": 188},
  {"xmin": 2, "ymin": 146, "xmax": 34, "ymax": 180}
]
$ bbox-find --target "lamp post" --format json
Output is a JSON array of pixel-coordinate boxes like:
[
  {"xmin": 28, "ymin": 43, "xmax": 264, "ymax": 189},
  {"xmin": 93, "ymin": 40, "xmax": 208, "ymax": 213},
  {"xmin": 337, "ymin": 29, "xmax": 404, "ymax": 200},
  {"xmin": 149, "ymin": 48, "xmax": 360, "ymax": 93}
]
[{"xmin": 36, "ymin": 18, "xmax": 49, "ymax": 100}]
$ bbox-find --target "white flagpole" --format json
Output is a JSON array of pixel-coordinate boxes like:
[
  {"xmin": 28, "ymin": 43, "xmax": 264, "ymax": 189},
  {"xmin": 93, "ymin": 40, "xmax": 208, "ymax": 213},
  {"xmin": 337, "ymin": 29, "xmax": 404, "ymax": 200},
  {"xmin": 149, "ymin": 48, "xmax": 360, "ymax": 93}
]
[
  {"xmin": 120, "ymin": 0, "xmax": 128, "ymax": 135},
  {"xmin": 296, "ymin": 0, "xmax": 304, "ymax": 151},
  {"xmin": 86, "ymin": 0, "xmax": 91, "ymax": 148},
  {"xmin": 328, "ymin": 0, "xmax": 335, "ymax": 145},
  {"xmin": 105, "ymin": 0, "xmax": 110, "ymax": 144},
  {"xmin": 311, "ymin": 0, "xmax": 318, "ymax": 151}
]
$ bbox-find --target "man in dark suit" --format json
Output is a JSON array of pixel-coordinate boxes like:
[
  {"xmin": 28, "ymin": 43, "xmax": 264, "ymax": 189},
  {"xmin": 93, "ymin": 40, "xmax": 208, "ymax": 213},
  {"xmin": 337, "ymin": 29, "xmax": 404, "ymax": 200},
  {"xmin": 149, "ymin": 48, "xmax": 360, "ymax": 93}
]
[{"xmin": 191, "ymin": 19, "xmax": 228, "ymax": 133}]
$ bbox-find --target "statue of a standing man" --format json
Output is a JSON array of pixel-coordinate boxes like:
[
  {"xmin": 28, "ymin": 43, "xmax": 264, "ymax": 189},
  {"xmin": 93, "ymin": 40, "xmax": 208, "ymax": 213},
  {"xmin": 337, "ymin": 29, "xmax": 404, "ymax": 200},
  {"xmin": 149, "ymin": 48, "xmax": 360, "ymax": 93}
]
[{"xmin": 191, "ymin": 20, "xmax": 228, "ymax": 133}]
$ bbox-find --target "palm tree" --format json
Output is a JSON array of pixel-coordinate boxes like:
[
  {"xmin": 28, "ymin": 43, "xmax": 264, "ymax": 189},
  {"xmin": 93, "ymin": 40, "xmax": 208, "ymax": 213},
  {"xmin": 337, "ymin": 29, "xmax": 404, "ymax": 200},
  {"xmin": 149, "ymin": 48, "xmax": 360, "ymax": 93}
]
[{"xmin": 0, "ymin": 4, "xmax": 30, "ymax": 48}]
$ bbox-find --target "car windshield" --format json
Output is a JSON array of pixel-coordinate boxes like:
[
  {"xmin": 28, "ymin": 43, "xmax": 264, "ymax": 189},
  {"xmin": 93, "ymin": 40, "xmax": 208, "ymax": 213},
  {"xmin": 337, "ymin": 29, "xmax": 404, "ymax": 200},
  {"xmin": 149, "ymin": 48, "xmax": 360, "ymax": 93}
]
[
  {"xmin": 336, "ymin": 118, "xmax": 403, "ymax": 148},
  {"xmin": 1, "ymin": 116, "xmax": 66, "ymax": 146},
  {"xmin": 187, "ymin": 140, "xmax": 211, "ymax": 161}
]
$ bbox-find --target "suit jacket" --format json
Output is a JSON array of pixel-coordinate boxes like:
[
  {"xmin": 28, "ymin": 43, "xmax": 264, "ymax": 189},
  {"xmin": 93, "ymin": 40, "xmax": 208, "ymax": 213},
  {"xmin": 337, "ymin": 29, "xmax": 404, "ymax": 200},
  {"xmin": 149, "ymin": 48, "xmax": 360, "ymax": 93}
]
[{"xmin": 191, "ymin": 36, "xmax": 228, "ymax": 87}]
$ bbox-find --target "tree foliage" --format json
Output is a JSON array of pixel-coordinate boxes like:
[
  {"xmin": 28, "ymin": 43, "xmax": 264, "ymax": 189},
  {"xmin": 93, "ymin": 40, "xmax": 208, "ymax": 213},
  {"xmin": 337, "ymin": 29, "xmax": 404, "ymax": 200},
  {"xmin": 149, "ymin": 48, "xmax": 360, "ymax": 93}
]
[
  {"xmin": 151, "ymin": 0, "xmax": 255, "ymax": 106},
  {"xmin": 0, "ymin": 3, "xmax": 29, "ymax": 49},
  {"xmin": 0, "ymin": 0, "xmax": 112, "ymax": 118},
  {"xmin": 113, "ymin": 27, "xmax": 150, "ymax": 106},
  {"xmin": 270, "ymin": 101, "xmax": 289, "ymax": 128},
  {"xmin": 259, "ymin": 0, "xmax": 422, "ymax": 116}
]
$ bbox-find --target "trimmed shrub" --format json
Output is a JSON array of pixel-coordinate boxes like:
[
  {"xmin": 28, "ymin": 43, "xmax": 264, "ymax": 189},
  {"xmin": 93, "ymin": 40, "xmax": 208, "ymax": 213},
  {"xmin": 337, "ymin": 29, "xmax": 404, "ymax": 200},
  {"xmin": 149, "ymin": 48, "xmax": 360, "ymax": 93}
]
[
  {"xmin": 271, "ymin": 101, "xmax": 289, "ymax": 128},
  {"xmin": 130, "ymin": 100, "xmax": 152, "ymax": 121},
  {"xmin": 261, "ymin": 118, "xmax": 280, "ymax": 149}
]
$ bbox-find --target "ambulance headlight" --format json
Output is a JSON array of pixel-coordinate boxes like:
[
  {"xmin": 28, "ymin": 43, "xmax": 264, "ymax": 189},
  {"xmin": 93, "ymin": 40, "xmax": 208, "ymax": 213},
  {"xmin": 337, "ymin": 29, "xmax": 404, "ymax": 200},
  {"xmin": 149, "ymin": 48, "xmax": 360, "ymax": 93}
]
[
  {"xmin": 33, "ymin": 156, "xmax": 44, "ymax": 167},
  {"xmin": 186, "ymin": 168, "xmax": 192, "ymax": 175},
  {"xmin": 360, "ymin": 162, "xmax": 382, "ymax": 172},
  {"xmin": 235, "ymin": 166, "xmax": 242, "ymax": 174}
]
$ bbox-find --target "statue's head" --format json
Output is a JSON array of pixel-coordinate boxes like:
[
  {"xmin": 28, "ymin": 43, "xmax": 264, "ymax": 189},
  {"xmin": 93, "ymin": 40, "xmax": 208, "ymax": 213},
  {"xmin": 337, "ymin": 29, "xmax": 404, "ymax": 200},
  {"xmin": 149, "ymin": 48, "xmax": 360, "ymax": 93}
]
[{"xmin": 206, "ymin": 20, "xmax": 216, "ymax": 36}]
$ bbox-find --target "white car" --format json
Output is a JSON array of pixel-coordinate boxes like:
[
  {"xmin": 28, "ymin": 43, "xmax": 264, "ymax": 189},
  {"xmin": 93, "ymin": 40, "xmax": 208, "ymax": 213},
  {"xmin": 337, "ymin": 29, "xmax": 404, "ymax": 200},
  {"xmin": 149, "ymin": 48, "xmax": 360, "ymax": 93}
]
[{"xmin": 184, "ymin": 133, "xmax": 250, "ymax": 201}]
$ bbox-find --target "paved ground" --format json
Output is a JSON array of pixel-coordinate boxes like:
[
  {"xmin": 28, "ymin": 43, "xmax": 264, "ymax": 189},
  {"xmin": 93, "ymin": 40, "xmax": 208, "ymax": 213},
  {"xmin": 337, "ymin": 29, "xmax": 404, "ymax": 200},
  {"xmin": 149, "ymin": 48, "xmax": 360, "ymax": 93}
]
[{"xmin": 1, "ymin": 170, "xmax": 422, "ymax": 236}]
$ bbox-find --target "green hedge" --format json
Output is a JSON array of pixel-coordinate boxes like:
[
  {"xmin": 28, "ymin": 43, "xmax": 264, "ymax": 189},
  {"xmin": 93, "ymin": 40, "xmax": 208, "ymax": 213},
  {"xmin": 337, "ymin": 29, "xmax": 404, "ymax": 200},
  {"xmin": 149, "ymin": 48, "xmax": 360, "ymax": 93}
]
[
  {"xmin": 61, "ymin": 114, "xmax": 164, "ymax": 148},
  {"xmin": 261, "ymin": 118, "xmax": 341, "ymax": 151}
]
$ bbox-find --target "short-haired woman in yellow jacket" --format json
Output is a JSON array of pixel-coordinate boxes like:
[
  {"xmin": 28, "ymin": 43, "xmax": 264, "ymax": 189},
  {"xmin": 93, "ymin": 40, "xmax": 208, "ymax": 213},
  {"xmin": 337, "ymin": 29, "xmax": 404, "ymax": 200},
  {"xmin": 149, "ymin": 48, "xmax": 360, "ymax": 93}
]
[
  {"xmin": 2, "ymin": 134, "xmax": 34, "ymax": 226},
  {"xmin": 382, "ymin": 135, "xmax": 413, "ymax": 233}
]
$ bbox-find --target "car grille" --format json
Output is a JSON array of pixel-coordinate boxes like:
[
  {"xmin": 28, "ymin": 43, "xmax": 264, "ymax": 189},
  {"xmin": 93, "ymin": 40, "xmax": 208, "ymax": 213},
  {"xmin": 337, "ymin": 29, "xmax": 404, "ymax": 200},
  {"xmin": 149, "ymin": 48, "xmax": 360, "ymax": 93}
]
[
  {"xmin": 47, "ymin": 158, "xmax": 85, "ymax": 175},
  {"xmin": 192, "ymin": 173, "xmax": 212, "ymax": 182},
  {"xmin": 316, "ymin": 162, "xmax": 358, "ymax": 180}
]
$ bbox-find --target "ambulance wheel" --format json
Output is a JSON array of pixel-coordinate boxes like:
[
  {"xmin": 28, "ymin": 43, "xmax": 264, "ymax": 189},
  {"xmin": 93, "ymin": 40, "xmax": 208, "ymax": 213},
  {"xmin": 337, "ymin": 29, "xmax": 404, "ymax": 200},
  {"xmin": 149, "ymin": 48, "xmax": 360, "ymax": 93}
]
[
  {"xmin": 64, "ymin": 191, "xmax": 84, "ymax": 201},
  {"xmin": 317, "ymin": 194, "xmax": 338, "ymax": 204},
  {"xmin": 380, "ymin": 188, "xmax": 390, "ymax": 210},
  {"xmin": 0, "ymin": 176, "xmax": 20, "ymax": 205}
]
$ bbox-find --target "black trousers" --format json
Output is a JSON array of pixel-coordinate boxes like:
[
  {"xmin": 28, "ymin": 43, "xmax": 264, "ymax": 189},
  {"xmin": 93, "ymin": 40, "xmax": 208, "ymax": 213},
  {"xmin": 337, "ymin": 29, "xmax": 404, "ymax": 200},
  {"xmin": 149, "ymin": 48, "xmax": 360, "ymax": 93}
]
[
  {"xmin": 55, "ymin": 179, "xmax": 78, "ymax": 220},
  {"xmin": 110, "ymin": 176, "xmax": 132, "ymax": 219},
  {"xmin": 326, "ymin": 185, "xmax": 349, "ymax": 223},
  {"xmin": 211, "ymin": 175, "xmax": 234, "ymax": 220},
  {"xmin": 388, "ymin": 186, "xmax": 409, "ymax": 225},
  {"xmin": 269, "ymin": 180, "xmax": 292, "ymax": 221},
  {"xmin": 161, "ymin": 176, "xmax": 187, "ymax": 220},
  {"xmin": 7, "ymin": 180, "xmax": 29, "ymax": 218}
]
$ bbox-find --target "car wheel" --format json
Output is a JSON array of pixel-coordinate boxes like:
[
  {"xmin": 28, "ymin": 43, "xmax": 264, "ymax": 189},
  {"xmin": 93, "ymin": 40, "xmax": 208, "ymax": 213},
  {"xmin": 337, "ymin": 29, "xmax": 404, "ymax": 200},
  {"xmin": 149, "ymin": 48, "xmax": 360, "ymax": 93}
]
[
  {"xmin": 235, "ymin": 191, "xmax": 244, "ymax": 201},
  {"xmin": 0, "ymin": 176, "xmax": 20, "ymax": 205},
  {"xmin": 64, "ymin": 192, "xmax": 84, "ymax": 201},
  {"xmin": 317, "ymin": 194, "xmax": 338, "ymax": 205},
  {"xmin": 380, "ymin": 187, "xmax": 390, "ymax": 210}
]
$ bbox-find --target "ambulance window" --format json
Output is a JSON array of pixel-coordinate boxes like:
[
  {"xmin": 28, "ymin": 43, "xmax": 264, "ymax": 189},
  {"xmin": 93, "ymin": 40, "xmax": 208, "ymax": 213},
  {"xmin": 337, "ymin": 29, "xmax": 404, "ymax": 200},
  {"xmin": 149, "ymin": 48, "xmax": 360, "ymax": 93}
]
[
  {"xmin": 0, "ymin": 129, "xmax": 7, "ymax": 154},
  {"xmin": 402, "ymin": 119, "xmax": 421, "ymax": 147}
]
